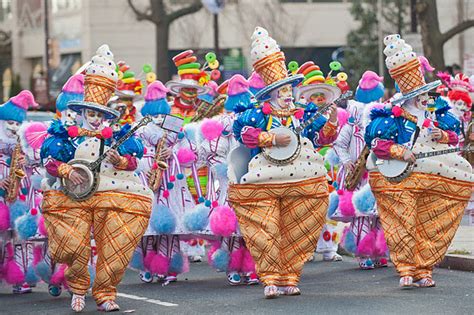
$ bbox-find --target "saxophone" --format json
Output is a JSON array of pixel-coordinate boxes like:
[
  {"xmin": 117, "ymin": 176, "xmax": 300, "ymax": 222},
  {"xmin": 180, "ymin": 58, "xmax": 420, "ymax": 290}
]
[
  {"xmin": 148, "ymin": 131, "xmax": 169, "ymax": 192},
  {"xmin": 344, "ymin": 145, "xmax": 370, "ymax": 191},
  {"xmin": 5, "ymin": 138, "xmax": 26, "ymax": 203}
]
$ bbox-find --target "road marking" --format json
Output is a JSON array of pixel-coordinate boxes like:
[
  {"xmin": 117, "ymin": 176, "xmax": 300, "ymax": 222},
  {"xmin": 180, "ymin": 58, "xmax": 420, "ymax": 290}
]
[{"xmin": 117, "ymin": 293, "xmax": 178, "ymax": 307}]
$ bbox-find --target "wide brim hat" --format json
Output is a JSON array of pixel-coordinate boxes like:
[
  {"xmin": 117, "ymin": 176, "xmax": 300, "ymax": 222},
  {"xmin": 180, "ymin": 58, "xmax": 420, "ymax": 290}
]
[
  {"xmin": 68, "ymin": 101, "xmax": 120, "ymax": 120},
  {"xmin": 296, "ymin": 83, "xmax": 342, "ymax": 105},
  {"xmin": 115, "ymin": 88, "xmax": 144, "ymax": 100},
  {"xmin": 392, "ymin": 80, "xmax": 441, "ymax": 105},
  {"xmin": 254, "ymin": 75, "xmax": 304, "ymax": 102},
  {"xmin": 166, "ymin": 79, "xmax": 210, "ymax": 96}
]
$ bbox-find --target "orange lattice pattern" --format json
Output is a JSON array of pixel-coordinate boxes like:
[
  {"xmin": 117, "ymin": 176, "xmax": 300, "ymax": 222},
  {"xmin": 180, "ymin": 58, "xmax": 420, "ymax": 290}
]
[
  {"xmin": 389, "ymin": 58, "xmax": 426, "ymax": 94},
  {"xmin": 84, "ymin": 75, "xmax": 116, "ymax": 105},
  {"xmin": 253, "ymin": 52, "xmax": 287, "ymax": 86}
]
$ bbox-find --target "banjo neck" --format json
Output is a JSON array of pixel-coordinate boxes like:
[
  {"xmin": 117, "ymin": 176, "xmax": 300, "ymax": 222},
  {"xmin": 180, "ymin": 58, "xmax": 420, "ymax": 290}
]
[
  {"xmin": 414, "ymin": 147, "xmax": 463, "ymax": 159},
  {"xmin": 89, "ymin": 116, "xmax": 152, "ymax": 171}
]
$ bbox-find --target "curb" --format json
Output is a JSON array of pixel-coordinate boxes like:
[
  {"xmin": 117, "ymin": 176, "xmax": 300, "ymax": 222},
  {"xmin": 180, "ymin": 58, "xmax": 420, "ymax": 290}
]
[{"xmin": 438, "ymin": 254, "xmax": 474, "ymax": 272}]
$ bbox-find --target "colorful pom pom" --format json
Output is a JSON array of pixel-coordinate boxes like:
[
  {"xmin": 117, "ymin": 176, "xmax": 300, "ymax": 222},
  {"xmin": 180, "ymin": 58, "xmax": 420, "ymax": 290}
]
[
  {"xmin": 392, "ymin": 106, "xmax": 403, "ymax": 117},
  {"xmin": 67, "ymin": 125, "xmax": 79, "ymax": 138},
  {"xmin": 101, "ymin": 127, "xmax": 113, "ymax": 139},
  {"xmin": 262, "ymin": 103, "xmax": 272, "ymax": 115}
]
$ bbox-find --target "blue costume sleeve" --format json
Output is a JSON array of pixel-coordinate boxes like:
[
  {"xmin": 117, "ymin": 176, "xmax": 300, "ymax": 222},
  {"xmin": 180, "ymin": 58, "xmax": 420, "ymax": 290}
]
[
  {"xmin": 232, "ymin": 107, "xmax": 267, "ymax": 144},
  {"xmin": 40, "ymin": 120, "xmax": 76, "ymax": 163},
  {"xmin": 114, "ymin": 124, "xmax": 145, "ymax": 158},
  {"xmin": 302, "ymin": 103, "xmax": 328, "ymax": 143},
  {"xmin": 435, "ymin": 107, "xmax": 462, "ymax": 135}
]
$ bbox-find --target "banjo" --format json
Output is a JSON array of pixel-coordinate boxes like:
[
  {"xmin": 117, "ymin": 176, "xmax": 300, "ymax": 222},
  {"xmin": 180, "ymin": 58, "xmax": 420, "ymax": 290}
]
[
  {"xmin": 61, "ymin": 116, "xmax": 152, "ymax": 201},
  {"xmin": 262, "ymin": 91, "xmax": 352, "ymax": 165},
  {"xmin": 375, "ymin": 146, "xmax": 471, "ymax": 183}
]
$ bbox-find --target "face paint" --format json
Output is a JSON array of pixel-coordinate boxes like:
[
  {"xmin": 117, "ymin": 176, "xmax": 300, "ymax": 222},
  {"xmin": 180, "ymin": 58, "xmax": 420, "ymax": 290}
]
[
  {"xmin": 309, "ymin": 92, "xmax": 326, "ymax": 105},
  {"xmin": 275, "ymin": 84, "xmax": 294, "ymax": 109},
  {"xmin": 63, "ymin": 109, "xmax": 78, "ymax": 126},
  {"xmin": 415, "ymin": 93, "xmax": 430, "ymax": 110},
  {"xmin": 84, "ymin": 109, "xmax": 105, "ymax": 130},
  {"xmin": 4, "ymin": 120, "xmax": 20, "ymax": 137}
]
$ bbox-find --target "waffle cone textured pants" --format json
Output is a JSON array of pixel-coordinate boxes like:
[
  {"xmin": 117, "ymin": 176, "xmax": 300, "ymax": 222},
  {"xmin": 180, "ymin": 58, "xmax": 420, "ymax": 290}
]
[
  {"xmin": 228, "ymin": 177, "xmax": 329, "ymax": 287},
  {"xmin": 42, "ymin": 190, "xmax": 151, "ymax": 304},
  {"xmin": 369, "ymin": 172, "xmax": 471, "ymax": 280}
]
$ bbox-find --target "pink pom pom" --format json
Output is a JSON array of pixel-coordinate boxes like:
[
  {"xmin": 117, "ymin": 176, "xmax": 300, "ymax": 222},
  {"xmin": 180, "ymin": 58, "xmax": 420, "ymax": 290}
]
[
  {"xmin": 336, "ymin": 189, "xmax": 344, "ymax": 195},
  {"xmin": 209, "ymin": 205, "xmax": 237, "ymax": 237},
  {"xmin": 392, "ymin": 106, "xmax": 403, "ymax": 117},
  {"xmin": 241, "ymin": 248, "xmax": 256, "ymax": 273},
  {"xmin": 228, "ymin": 248, "xmax": 245, "ymax": 272},
  {"xmin": 152, "ymin": 162, "xmax": 158, "ymax": 170},
  {"xmin": 19, "ymin": 195, "xmax": 26, "ymax": 201},
  {"xmin": 294, "ymin": 108, "xmax": 304, "ymax": 120},
  {"xmin": 356, "ymin": 230, "xmax": 376, "ymax": 256},
  {"xmin": 262, "ymin": 103, "xmax": 272, "ymax": 115},
  {"xmin": 4, "ymin": 260, "xmax": 25, "ymax": 285},
  {"xmin": 337, "ymin": 108, "xmax": 349, "ymax": 127},
  {"xmin": 30, "ymin": 208, "xmax": 38, "ymax": 216},
  {"xmin": 163, "ymin": 190, "xmax": 170, "ymax": 198},
  {"xmin": 50, "ymin": 265, "xmax": 67, "ymax": 285},
  {"xmin": 177, "ymin": 147, "xmax": 196, "ymax": 164},
  {"xmin": 150, "ymin": 254, "xmax": 170, "ymax": 275},
  {"xmin": 23, "ymin": 122, "xmax": 48, "ymax": 150},
  {"xmin": 201, "ymin": 118, "xmax": 224, "ymax": 141},
  {"xmin": 101, "ymin": 127, "xmax": 113, "ymax": 139},
  {"xmin": 374, "ymin": 229, "xmax": 389, "ymax": 257},
  {"xmin": 68, "ymin": 126, "xmax": 79, "ymax": 138},
  {"xmin": 339, "ymin": 190, "xmax": 355, "ymax": 217},
  {"xmin": 169, "ymin": 175, "xmax": 176, "ymax": 182},
  {"xmin": 211, "ymin": 201, "xmax": 219, "ymax": 208},
  {"xmin": 143, "ymin": 147, "xmax": 147, "ymax": 155},
  {"xmin": 143, "ymin": 251, "xmax": 156, "ymax": 271},
  {"xmin": 206, "ymin": 241, "xmax": 220, "ymax": 266},
  {"xmin": 0, "ymin": 202, "xmax": 10, "ymax": 231},
  {"xmin": 422, "ymin": 119, "xmax": 431, "ymax": 128},
  {"xmin": 33, "ymin": 245, "xmax": 43, "ymax": 266}
]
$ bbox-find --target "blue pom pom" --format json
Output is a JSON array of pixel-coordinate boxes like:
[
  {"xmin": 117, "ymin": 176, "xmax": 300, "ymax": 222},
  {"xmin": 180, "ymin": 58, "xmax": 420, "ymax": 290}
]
[
  {"xmin": 35, "ymin": 261, "xmax": 52, "ymax": 283},
  {"xmin": 332, "ymin": 182, "xmax": 339, "ymax": 190},
  {"xmin": 10, "ymin": 201, "xmax": 29, "ymax": 228},
  {"xmin": 214, "ymin": 162, "xmax": 228, "ymax": 179},
  {"xmin": 325, "ymin": 148, "xmax": 341, "ymax": 167},
  {"xmin": 348, "ymin": 117, "xmax": 355, "ymax": 124},
  {"xmin": 169, "ymin": 253, "xmax": 184, "ymax": 274},
  {"xmin": 0, "ymin": 189, "xmax": 5, "ymax": 197},
  {"xmin": 178, "ymin": 132, "xmax": 185, "ymax": 139},
  {"xmin": 150, "ymin": 204, "xmax": 176, "ymax": 234},
  {"xmin": 21, "ymin": 187, "xmax": 28, "ymax": 195},
  {"xmin": 15, "ymin": 213, "xmax": 38, "ymax": 240},
  {"xmin": 343, "ymin": 230, "xmax": 357, "ymax": 254},
  {"xmin": 6, "ymin": 157, "xmax": 11, "ymax": 166},
  {"xmin": 184, "ymin": 204, "xmax": 210, "ymax": 231},
  {"xmin": 212, "ymin": 249, "xmax": 230, "ymax": 271},
  {"xmin": 129, "ymin": 250, "xmax": 145, "ymax": 270},
  {"xmin": 198, "ymin": 197, "xmax": 205, "ymax": 203},
  {"xmin": 25, "ymin": 264, "xmax": 39, "ymax": 285},
  {"xmin": 327, "ymin": 191, "xmax": 339, "ymax": 218},
  {"xmin": 167, "ymin": 182, "xmax": 174, "ymax": 190},
  {"xmin": 353, "ymin": 185, "xmax": 376, "ymax": 214},
  {"xmin": 177, "ymin": 173, "xmax": 185, "ymax": 180},
  {"xmin": 204, "ymin": 200, "xmax": 211, "ymax": 207}
]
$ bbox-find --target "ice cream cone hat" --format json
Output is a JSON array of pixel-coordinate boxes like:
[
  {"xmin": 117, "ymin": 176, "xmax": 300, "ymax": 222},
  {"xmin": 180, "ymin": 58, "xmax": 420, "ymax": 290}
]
[
  {"xmin": 384, "ymin": 34, "xmax": 440, "ymax": 105},
  {"xmin": 68, "ymin": 44, "xmax": 120, "ymax": 119},
  {"xmin": 251, "ymin": 27, "xmax": 304, "ymax": 101},
  {"xmin": 166, "ymin": 50, "xmax": 211, "ymax": 96}
]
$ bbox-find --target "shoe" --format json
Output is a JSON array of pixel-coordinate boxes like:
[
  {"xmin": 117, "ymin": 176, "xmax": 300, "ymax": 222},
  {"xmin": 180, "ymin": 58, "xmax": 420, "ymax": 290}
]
[
  {"xmin": 323, "ymin": 253, "xmax": 343, "ymax": 262},
  {"xmin": 242, "ymin": 272, "xmax": 259, "ymax": 285},
  {"xmin": 278, "ymin": 286, "xmax": 301, "ymax": 296},
  {"xmin": 359, "ymin": 258, "xmax": 375, "ymax": 270},
  {"xmin": 374, "ymin": 258, "xmax": 389, "ymax": 268},
  {"xmin": 97, "ymin": 300, "xmax": 120, "ymax": 312},
  {"xmin": 264, "ymin": 285, "xmax": 280, "ymax": 299},
  {"xmin": 190, "ymin": 255, "xmax": 202, "ymax": 263},
  {"xmin": 12, "ymin": 284, "xmax": 32, "ymax": 294},
  {"xmin": 307, "ymin": 255, "xmax": 315, "ymax": 262},
  {"xmin": 48, "ymin": 284, "xmax": 62, "ymax": 297},
  {"xmin": 139, "ymin": 271, "xmax": 153, "ymax": 283},
  {"xmin": 165, "ymin": 275, "xmax": 178, "ymax": 283},
  {"xmin": 227, "ymin": 272, "xmax": 242, "ymax": 286},
  {"xmin": 399, "ymin": 276, "xmax": 414, "ymax": 289},
  {"xmin": 414, "ymin": 278, "xmax": 436, "ymax": 288},
  {"xmin": 71, "ymin": 294, "xmax": 86, "ymax": 312}
]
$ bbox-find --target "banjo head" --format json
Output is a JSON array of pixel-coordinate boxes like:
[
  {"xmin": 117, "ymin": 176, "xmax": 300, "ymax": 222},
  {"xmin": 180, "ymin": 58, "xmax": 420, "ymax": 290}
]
[
  {"xmin": 61, "ymin": 159, "xmax": 99, "ymax": 201},
  {"xmin": 262, "ymin": 127, "xmax": 301, "ymax": 165},
  {"xmin": 376, "ymin": 158, "xmax": 413, "ymax": 183}
]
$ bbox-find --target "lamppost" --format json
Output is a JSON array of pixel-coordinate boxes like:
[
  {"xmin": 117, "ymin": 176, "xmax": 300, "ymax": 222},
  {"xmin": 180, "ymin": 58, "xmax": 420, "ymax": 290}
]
[{"xmin": 202, "ymin": 0, "xmax": 226, "ymax": 58}]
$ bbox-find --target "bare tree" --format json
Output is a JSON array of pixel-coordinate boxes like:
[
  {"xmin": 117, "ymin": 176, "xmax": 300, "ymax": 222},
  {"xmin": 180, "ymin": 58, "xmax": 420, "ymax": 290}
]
[
  {"xmin": 127, "ymin": 0, "xmax": 203, "ymax": 81},
  {"xmin": 0, "ymin": 30, "xmax": 11, "ymax": 47},
  {"xmin": 416, "ymin": 0, "xmax": 474, "ymax": 70}
]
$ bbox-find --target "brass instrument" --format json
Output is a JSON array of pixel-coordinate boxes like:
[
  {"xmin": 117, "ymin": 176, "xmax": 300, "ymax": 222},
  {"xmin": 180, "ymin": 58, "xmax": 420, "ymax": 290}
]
[
  {"xmin": 148, "ymin": 131, "xmax": 169, "ymax": 192},
  {"xmin": 344, "ymin": 145, "xmax": 370, "ymax": 191},
  {"xmin": 5, "ymin": 138, "xmax": 26, "ymax": 203},
  {"xmin": 191, "ymin": 95, "xmax": 227, "ymax": 122}
]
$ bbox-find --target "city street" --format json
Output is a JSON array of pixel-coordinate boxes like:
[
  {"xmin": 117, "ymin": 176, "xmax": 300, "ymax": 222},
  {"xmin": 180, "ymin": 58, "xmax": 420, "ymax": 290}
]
[{"xmin": 1, "ymin": 257, "xmax": 472, "ymax": 314}]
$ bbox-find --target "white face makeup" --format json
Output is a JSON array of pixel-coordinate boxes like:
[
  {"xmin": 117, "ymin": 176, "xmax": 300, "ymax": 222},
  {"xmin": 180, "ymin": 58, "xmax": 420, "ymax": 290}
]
[
  {"xmin": 272, "ymin": 84, "xmax": 294, "ymax": 109},
  {"xmin": 84, "ymin": 109, "xmax": 105, "ymax": 130},
  {"xmin": 414, "ymin": 93, "xmax": 431, "ymax": 110},
  {"xmin": 4, "ymin": 120, "xmax": 20, "ymax": 137},
  {"xmin": 63, "ymin": 109, "xmax": 78, "ymax": 126}
]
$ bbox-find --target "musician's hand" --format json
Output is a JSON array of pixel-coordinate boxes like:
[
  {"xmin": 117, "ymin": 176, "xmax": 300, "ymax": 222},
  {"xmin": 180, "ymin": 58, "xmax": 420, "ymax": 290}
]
[
  {"xmin": 328, "ymin": 104, "xmax": 338, "ymax": 123},
  {"xmin": 68, "ymin": 170, "xmax": 85, "ymax": 185},
  {"xmin": 274, "ymin": 133, "xmax": 291, "ymax": 147},
  {"xmin": 343, "ymin": 161, "xmax": 355, "ymax": 172},
  {"xmin": 431, "ymin": 128, "xmax": 443, "ymax": 140},
  {"xmin": 159, "ymin": 147, "xmax": 172, "ymax": 160},
  {"xmin": 0, "ymin": 178, "xmax": 10, "ymax": 190},
  {"xmin": 402, "ymin": 150, "xmax": 416, "ymax": 163},
  {"xmin": 106, "ymin": 149, "xmax": 122, "ymax": 166}
]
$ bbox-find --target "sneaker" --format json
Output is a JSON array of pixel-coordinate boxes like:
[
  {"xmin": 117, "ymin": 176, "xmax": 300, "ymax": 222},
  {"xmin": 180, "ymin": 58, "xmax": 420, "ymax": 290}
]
[
  {"xmin": 264, "ymin": 285, "xmax": 280, "ymax": 299},
  {"xmin": 374, "ymin": 258, "xmax": 389, "ymax": 268},
  {"xmin": 414, "ymin": 278, "xmax": 436, "ymax": 288},
  {"xmin": 165, "ymin": 275, "xmax": 178, "ymax": 283},
  {"xmin": 48, "ymin": 284, "xmax": 62, "ymax": 297},
  {"xmin": 97, "ymin": 300, "xmax": 120, "ymax": 312},
  {"xmin": 359, "ymin": 258, "xmax": 375, "ymax": 270},
  {"xmin": 278, "ymin": 286, "xmax": 301, "ymax": 296},
  {"xmin": 242, "ymin": 272, "xmax": 259, "ymax": 285},
  {"xmin": 227, "ymin": 272, "xmax": 242, "ymax": 286},
  {"xmin": 399, "ymin": 276, "xmax": 414, "ymax": 289},
  {"xmin": 190, "ymin": 255, "xmax": 202, "ymax": 263},
  {"xmin": 323, "ymin": 252, "xmax": 343, "ymax": 262},
  {"xmin": 139, "ymin": 271, "xmax": 153, "ymax": 283},
  {"xmin": 71, "ymin": 294, "xmax": 86, "ymax": 312},
  {"xmin": 12, "ymin": 284, "xmax": 32, "ymax": 294}
]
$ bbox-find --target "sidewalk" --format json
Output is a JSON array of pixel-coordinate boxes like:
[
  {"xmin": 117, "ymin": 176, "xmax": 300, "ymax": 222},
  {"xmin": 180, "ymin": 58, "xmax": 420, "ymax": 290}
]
[{"xmin": 439, "ymin": 214, "xmax": 474, "ymax": 271}]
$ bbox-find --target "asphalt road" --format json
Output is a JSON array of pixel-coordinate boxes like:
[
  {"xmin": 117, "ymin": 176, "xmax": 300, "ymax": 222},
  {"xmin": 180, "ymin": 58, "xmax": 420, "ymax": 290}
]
[{"xmin": 0, "ymin": 257, "xmax": 473, "ymax": 314}]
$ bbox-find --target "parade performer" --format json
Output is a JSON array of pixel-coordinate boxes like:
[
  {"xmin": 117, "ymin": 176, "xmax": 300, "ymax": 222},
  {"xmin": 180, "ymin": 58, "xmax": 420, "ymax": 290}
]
[
  {"xmin": 40, "ymin": 45, "xmax": 152, "ymax": 312},
  {"xmin": 227, "ymin": 27, "xmax": 338, "ymax": 298},
  {"xmin": 198, "ymin": 75, "xmax": 258, "ymax": 286},
  {"xmin": 365, "ymin": 34, "xmax": 473, "ymax": 289},
  {"xmin": 332, "ymin": 71, "xmax": 389, "ymax": 269},
  {"xmin": 0, "ymin": 91, "xmax": 39, "ymax": 294},
  {"xmin": 294, "ymin": 60, "xmax": 346, "ymax": 262},
  {"xmin": 132, "ymin": 80, "xmax": 190, "ymax": 285}
]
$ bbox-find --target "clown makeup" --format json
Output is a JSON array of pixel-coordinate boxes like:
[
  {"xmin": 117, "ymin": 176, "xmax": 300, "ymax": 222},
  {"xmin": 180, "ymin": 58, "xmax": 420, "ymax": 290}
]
[
  {"xmin": 309, "ymin": 92, "xmax": 327, "ymax": 106},
  {"xmin": 84, "ymin": 109, "xmax": 105, "ymax": 130},
  {"xmin": 180, "ymin": 87, "xmax": 198, "ymax": 105},
  {"xmin": 452, "ymin": 99, "xmax": 468, "ymax": 118},
  {"xmin": 3, "ymin": 120, "xmax": 20, "ymax": 137},
  {"xmin": 152, "ymin": 114, "xmax": 165, "ymax": 126},
  {"xmin": 271, "ymin": 84, "xmax": 294, "ymax": 109},
  {"xmin": 62, "ymin": 109, "xmax": 79, "ymax": 126},
  {"xmin": 414, "ymin": 93, "xmax": 431, "ymax": 110}
]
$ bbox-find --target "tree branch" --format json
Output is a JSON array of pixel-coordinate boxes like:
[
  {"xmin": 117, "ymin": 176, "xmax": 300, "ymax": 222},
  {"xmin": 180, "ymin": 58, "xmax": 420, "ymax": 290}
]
[
  {"xmin": 167, "ymin": 0, "xmax": 203, "ymax": 23},
  {"xmin": 441, "ymin": 19, "xmax": 474, "ymax": 43},
  {"xmin": 127, "ymin": 0, "xmax": 152, "ymax": 21}
]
